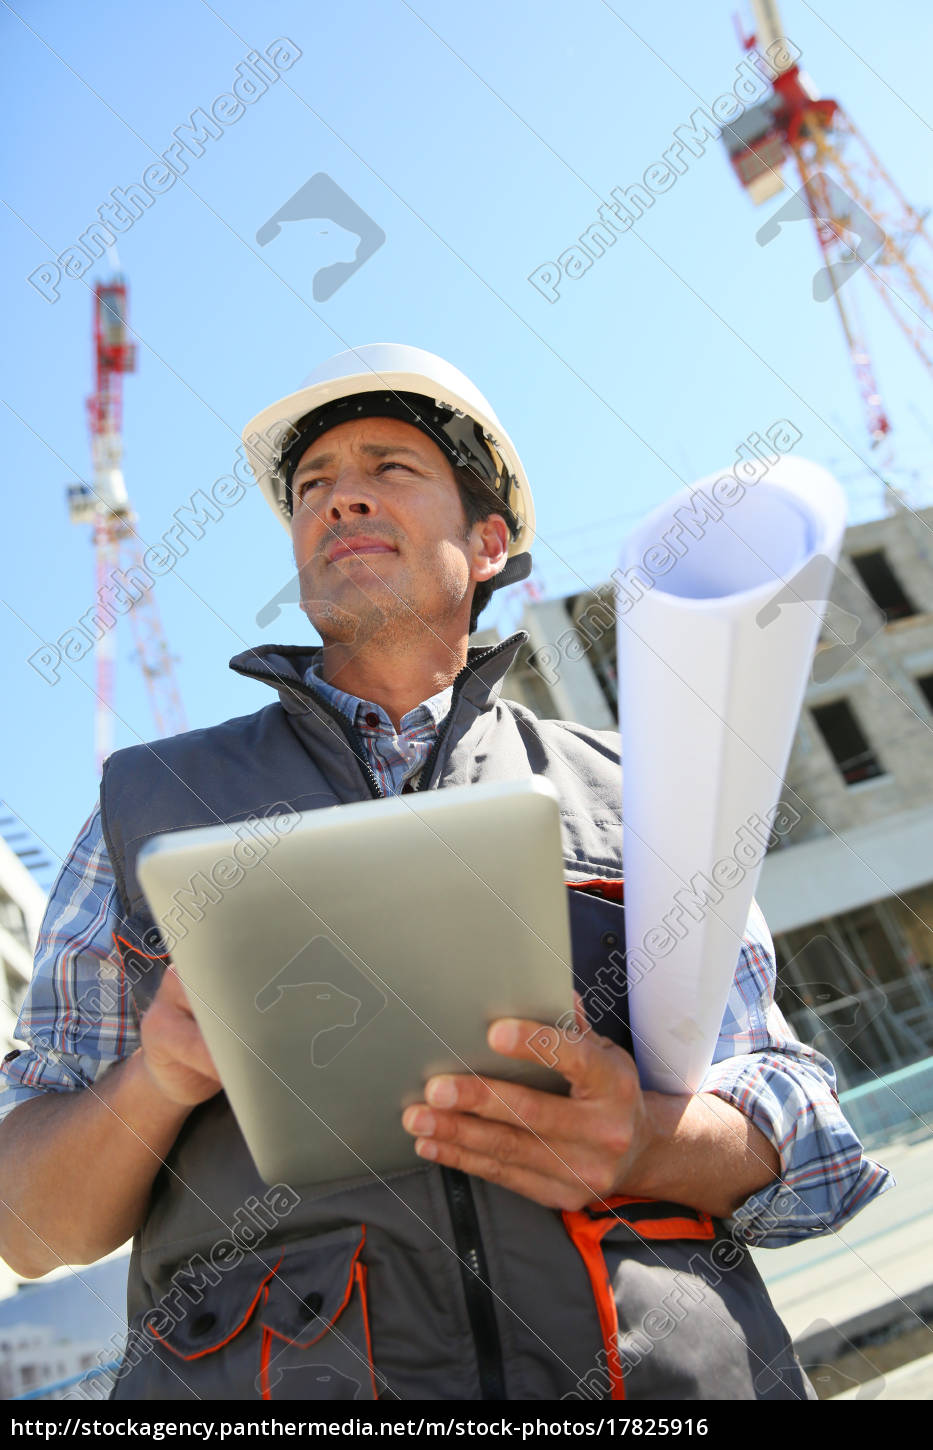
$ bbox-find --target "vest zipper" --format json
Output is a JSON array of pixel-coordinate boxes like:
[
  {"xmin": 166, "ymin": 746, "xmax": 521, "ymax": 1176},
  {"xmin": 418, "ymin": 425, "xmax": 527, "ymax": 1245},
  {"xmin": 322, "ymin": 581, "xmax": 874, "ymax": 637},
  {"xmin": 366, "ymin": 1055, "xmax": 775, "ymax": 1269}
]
[
  {"xmin": 292, "ymin": 670, "xmax": 509, "ymax": 1395},
  {"xmin": 441, "ymin": 1168, "xmax": 507, "ymax": 1400},
  {"xmin": 235, "ymin": 665, "xmax": 384, "ymax": 800},
  {"xmin": 237, "ymin": 633, "xmax": 522, "ymax": 803},
  {"xmin": 307, "ymin": 701, "xmax": 382, "ymax": 799},
  {"xmin": 411, "ymin": 634, "xmax": 521, "ymax": 793},
  {"xmin": 413, "ymin": 642, "xmax": 514, "ymax": 1401}
]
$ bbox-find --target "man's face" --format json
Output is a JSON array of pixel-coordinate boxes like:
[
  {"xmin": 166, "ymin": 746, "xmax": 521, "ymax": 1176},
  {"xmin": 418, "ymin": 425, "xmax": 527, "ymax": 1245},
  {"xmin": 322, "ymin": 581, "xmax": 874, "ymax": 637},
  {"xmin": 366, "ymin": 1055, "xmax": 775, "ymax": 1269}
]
[{"xmin": 289, "ymin": 415, "xmax": 495, "ymax": 645}]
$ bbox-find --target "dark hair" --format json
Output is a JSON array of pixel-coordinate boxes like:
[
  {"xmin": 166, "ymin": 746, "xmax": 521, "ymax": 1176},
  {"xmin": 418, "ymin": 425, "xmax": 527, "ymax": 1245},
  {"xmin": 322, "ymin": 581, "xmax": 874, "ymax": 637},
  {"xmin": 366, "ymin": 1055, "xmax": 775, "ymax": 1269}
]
[{"xmin": 450, "ymin": 461, "xmax": 518, "ymax": 633}]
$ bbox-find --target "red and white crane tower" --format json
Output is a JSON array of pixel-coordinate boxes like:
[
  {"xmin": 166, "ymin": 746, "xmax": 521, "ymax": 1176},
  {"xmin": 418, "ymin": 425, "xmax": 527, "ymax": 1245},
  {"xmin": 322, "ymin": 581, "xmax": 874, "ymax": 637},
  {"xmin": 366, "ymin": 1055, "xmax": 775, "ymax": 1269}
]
[
  {"xmin": 68, "ymin": 275, "xmax": 186, "ymax": 773},
  {"xmin": 723, "ymin": 0, "xmax": 933, "ymax": 461}
]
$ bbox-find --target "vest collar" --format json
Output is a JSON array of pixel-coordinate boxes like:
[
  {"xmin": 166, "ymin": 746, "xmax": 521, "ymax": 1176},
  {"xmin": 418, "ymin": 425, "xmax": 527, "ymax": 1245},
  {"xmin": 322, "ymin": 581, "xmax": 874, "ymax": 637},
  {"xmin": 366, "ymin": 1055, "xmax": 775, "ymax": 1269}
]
[{"xmin": 228, "ymin": 632, "xmax": 529, "ymax": 720}]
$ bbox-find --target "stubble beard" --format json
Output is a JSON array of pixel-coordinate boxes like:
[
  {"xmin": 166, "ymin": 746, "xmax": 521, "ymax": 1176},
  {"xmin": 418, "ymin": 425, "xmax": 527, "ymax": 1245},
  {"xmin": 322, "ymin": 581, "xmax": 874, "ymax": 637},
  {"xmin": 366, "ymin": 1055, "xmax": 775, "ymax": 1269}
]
[{"xmin": 301, "ymin": 555, "xmax": 467, "ymax": 654}]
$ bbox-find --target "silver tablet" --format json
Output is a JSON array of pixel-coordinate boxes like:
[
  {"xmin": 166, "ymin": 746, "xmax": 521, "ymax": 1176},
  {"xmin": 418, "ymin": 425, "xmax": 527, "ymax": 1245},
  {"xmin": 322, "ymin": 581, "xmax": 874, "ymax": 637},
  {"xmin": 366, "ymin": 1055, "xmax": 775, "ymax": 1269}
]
[{"xmin": 137, "ymin": 777, "xmax": 575, "ymax": 1187}]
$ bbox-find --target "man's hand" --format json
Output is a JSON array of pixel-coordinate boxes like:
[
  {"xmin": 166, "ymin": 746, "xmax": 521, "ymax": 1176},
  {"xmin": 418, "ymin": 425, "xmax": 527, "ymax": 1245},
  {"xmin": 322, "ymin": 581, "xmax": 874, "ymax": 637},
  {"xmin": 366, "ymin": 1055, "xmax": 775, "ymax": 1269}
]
[
  {"xmin": 401, "ymin": 998, "xmax": 652, "ymax": 1211},
  {"xmin": 138, "ymin": 965, "xmax": 223, "ymax": 1108},
  {"xmin": 401, "ymin": 997, "xmax": 781, "ymax": 1217}
]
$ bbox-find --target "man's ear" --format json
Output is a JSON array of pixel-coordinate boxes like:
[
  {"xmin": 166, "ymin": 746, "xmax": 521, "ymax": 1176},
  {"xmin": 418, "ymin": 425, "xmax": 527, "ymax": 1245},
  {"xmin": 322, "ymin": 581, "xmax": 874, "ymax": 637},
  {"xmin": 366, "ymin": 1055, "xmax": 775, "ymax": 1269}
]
[{"xmin": 470, "ymin": 513, "xmax": 510, "ymax": 584}]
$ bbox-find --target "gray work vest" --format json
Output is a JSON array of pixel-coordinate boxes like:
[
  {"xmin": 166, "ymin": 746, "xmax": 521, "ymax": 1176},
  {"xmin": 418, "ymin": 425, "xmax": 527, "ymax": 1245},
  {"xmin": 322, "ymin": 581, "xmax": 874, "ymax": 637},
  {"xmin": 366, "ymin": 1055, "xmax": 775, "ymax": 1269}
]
[{"xmin": 101, "ymin": 634, "xmax": 813, "ymax": 1402}]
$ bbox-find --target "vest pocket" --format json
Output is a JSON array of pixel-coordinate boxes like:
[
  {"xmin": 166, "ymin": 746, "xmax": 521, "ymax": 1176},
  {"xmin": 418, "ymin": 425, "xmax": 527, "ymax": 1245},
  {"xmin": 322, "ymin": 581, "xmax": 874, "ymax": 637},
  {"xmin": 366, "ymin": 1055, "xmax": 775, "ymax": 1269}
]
[
  {"xmin": 258, "ymin": 1227, "xmax": 378, "ymax": 1400},
  {"xmin": 134, "ymin": 1224, "xmax": 377, "ymax": 1401}
]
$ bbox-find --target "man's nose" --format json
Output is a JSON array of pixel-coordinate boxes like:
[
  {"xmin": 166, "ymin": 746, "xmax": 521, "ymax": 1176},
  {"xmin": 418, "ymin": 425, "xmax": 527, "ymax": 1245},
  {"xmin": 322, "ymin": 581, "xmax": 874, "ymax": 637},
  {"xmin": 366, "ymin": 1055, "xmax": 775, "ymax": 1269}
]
[{"xmin": 325, "ymin": 466, "xmax": 379, "ymax": 521}]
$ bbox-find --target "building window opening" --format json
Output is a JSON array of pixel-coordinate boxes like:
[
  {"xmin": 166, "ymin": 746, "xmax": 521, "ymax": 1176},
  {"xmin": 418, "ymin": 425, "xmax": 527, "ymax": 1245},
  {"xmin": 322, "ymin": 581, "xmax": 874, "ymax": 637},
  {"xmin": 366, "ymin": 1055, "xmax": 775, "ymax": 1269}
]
[
  {"xmin": 811, "ymin": 699, "xmax": 884, "ymax": 785},
  {"xmin": 849, "ymin": 550, "xmax": 917, "ymax": 622},
  {"xmin": 566, "ymin": 589, "xmax": 618, "ymax": 714},
  {"xmin": 0, "ymin": 886, "xmax": 28, "ymax": 950},
  {"xmin": 917, "ymin": 673, "xmax": 933, "ymax": 712},
  {"xmin": 4, "ymin": 963, "xmax": 27, "ymax": 1019}
]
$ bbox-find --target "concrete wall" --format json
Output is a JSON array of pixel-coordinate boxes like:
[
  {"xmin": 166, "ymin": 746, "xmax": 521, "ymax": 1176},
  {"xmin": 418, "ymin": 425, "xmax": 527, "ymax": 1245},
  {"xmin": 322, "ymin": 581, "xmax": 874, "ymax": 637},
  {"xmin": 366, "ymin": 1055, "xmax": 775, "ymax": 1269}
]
[
  {"xmin": 778, "ymin": 505, "xmax": 933, "ymax": 847},
  {"xmin": 0, "ymin": 838, "xmax": 47, "ymax": 1061},
  {"xmin": 0, "ymin": 838, "xmax": 49, "ymax": 1300}
]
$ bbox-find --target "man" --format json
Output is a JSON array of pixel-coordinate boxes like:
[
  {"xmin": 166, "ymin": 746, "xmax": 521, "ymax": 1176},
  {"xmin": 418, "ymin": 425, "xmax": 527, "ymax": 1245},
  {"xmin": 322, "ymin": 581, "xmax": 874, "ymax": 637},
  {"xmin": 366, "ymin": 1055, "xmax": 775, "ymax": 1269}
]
[{"xmin": 0, "ymin": 345, "xmax": 889, "ymax": 1401}]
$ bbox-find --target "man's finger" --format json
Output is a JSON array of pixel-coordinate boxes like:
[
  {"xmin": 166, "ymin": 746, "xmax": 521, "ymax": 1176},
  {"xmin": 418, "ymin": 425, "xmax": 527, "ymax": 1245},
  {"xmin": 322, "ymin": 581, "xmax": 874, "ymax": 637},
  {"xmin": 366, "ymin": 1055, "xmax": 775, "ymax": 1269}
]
[
  {"xmin": 402, "ymin": 1102, "xmax": 624, "ymax": 1192},
  {"xmin": 418, "ymin": 1072, "xmax": 592, "ymax": 1139},
  {"xmin": 409, "ymin": 1133, "xmax": 607, "ymax": 1213},
  {"xmin": 486, "ymin": 1015, "xmax": 634, "ymax": 1095}
]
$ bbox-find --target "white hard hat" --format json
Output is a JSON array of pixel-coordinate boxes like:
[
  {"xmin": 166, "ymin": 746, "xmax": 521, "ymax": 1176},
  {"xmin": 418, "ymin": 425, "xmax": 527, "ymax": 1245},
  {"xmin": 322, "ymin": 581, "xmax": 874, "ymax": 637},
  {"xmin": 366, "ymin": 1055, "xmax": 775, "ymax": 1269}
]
[{"xmin": 241, "ymin": 343, "xmax": 535, "ymax": 590}]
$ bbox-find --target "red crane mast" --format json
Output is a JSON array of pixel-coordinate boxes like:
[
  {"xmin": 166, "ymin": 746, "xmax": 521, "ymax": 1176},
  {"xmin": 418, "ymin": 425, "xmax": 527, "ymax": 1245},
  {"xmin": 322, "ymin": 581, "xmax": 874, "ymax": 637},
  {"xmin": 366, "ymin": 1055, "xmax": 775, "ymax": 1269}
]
[{"xmin": 68, "ymin": 276, "xmax": 186, "ymax": 773}]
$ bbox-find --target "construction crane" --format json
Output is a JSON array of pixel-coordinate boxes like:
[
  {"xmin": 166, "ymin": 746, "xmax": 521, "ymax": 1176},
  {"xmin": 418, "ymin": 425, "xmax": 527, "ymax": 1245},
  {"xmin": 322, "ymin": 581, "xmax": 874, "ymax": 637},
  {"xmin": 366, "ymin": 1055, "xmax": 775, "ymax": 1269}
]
[
  {"xmin": 67, "ymin": 275, "xmax": 186, "ymax": 774},
  {"xmin": 723, "ymin": 0, "xmax": 933, "ymax": 455}
]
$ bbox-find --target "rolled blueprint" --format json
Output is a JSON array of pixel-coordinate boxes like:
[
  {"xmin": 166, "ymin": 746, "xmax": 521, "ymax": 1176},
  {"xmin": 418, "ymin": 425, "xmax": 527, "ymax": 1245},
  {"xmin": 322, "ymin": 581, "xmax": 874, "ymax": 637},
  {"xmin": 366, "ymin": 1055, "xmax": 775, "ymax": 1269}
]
[{"xmin": 615, "ymin": 455, "xmax": 847, "ymax": 1093}]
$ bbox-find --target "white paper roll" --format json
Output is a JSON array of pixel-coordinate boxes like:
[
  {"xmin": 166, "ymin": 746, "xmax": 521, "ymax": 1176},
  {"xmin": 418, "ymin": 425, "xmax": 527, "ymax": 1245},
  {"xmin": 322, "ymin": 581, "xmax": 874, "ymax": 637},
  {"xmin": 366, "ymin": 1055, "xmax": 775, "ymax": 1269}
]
[{"xmin": 615, "ymin": 456, "xmax": 847, "ymax": 1093}]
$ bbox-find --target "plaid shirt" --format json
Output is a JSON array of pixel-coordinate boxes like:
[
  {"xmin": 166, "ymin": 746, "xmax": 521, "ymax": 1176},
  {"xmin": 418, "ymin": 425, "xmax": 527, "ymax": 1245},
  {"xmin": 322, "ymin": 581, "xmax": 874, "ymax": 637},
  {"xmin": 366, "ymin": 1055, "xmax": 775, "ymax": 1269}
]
[{"xmin": 0, "ymin": 670, "xmax": 891, "ymax": 1246}]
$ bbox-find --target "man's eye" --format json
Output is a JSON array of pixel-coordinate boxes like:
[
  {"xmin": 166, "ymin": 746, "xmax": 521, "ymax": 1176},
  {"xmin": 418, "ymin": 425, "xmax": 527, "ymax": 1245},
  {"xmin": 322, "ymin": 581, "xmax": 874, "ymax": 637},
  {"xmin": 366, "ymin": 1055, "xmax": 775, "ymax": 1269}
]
[{"xmin": 294, "ymin": 462, "xmax": 411, "ymax": 498}]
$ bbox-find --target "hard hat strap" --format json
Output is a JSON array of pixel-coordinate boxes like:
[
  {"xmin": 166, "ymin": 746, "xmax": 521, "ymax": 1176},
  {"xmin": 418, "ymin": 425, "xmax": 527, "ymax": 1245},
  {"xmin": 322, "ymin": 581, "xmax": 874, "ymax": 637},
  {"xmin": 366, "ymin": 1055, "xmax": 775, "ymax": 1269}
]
[{"xmin": 491, "ymin": 551, "xmax": 533, "ymax": 591}]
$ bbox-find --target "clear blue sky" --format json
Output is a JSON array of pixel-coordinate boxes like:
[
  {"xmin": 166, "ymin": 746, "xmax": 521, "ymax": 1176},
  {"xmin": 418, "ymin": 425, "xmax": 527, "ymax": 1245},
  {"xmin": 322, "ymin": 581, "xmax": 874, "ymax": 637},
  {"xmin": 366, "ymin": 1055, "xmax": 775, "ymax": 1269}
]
[{"xmin": 2, "ymin": 0, "xmax": 932, "ymax": 877}]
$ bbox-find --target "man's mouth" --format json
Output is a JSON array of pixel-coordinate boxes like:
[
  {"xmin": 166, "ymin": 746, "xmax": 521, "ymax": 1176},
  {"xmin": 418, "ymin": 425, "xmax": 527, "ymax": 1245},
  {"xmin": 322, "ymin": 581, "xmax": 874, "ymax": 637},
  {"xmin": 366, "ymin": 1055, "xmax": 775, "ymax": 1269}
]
[{"xmin": 325, "ymin": 537, "xmax": 398, "ymax": 565}]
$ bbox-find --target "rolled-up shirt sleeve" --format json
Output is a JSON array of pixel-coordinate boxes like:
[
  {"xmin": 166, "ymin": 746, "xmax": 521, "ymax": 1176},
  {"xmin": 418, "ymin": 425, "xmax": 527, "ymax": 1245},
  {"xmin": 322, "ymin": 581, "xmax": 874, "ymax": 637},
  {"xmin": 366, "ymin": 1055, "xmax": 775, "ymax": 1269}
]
[
  {"xmin": 701, "ymin": 899, "xmax": 893, "ymax": 1247},
  {"xmin": 0, "ymin": 807, "xmax": 139, "ymax": 1127}
]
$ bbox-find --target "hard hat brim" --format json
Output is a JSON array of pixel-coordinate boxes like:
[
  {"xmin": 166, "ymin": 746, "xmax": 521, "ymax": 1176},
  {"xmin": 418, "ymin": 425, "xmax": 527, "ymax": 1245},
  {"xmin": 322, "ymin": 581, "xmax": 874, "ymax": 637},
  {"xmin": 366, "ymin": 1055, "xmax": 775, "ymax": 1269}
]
[{"xmin": 241, "ymin": 347, "xmax": 536, "ymax": 561}]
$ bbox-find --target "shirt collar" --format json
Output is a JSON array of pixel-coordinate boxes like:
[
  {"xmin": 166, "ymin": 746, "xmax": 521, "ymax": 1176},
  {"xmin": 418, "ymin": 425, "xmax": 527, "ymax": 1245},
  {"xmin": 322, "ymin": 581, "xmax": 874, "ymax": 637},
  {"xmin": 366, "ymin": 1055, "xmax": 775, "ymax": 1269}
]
[
  {"xmin": 303, "ymin": 663, "xmax": 454, "ymax": 733},
  {"xmin": 229, "ymin": 632, "xmax": 528, "ymax": 722}
]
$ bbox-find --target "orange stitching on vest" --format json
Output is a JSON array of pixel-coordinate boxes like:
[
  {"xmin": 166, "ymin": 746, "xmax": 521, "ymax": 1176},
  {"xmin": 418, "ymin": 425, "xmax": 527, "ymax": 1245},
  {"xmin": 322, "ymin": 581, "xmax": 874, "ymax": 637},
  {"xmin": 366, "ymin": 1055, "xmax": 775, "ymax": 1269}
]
[
  {"xmin": 259, "ymin": 1291, "xmax": 273, "ymax": 1400},
  {"xmin": 625, "ymin": 1217, "xmax": 715, "ymax": 1241},
  {"xmin": 262, "ymin": 1227, "xmax": 367, "ymax": 1350},
  {"xmin": 561, "ymin": 1210, "xmax": 626, "ymax": 1401},
  {"xmin": 112, "ymin": 933, "xmax": 170, "ymax": 962},
  {"xmin": 147, "ymin": 1252, "xmax": 284, "ymax": 1361},
  {"xmin": 583, "ymin": 1194, "xmax": 716, "ymax": 1241},
  {"xmin": 566, "ymin": 879, "xmax": 625, "ymax": 902},
  {"xmin": 356, "ymin": 1260, "xmax": 379, "ymax": 1400}
]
